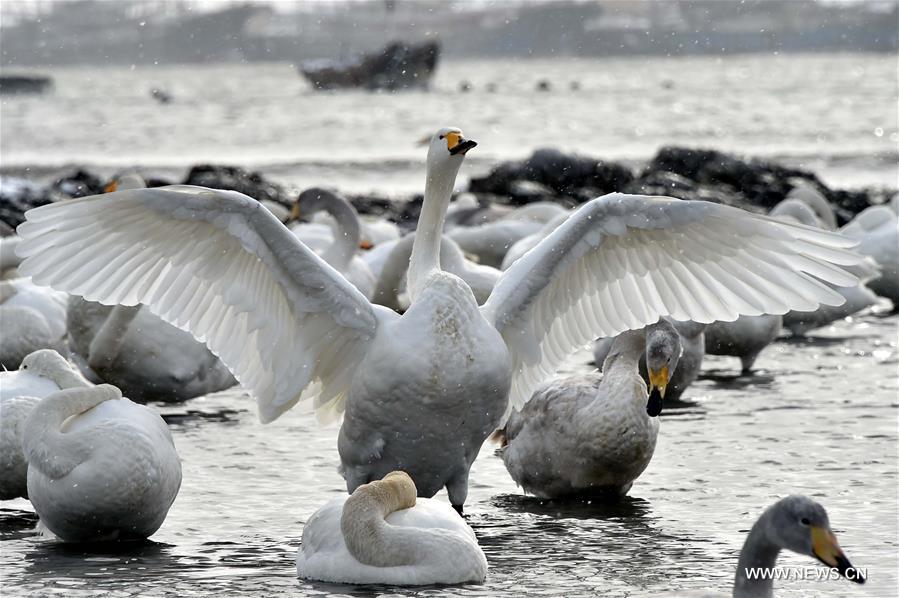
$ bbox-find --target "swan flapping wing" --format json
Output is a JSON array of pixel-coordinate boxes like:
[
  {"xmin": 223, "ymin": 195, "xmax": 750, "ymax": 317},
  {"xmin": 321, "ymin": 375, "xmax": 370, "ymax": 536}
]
[
  {"xmin": 480, "ymin": 193, "xmax": 861, "ymax": 416},
  {"xmin": 16, "ymin": 186, "xmax": 385, "ymax": 423}
]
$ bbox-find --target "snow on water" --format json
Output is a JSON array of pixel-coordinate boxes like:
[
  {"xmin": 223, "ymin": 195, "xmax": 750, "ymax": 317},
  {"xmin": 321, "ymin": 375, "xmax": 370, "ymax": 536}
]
[
  {"xmin": 1, "ymin": 53, "xmax": 896, "ymax": 193},
  {"xmin": 1, "ymin": 309, "xmax": 896, "ymax": 597}
]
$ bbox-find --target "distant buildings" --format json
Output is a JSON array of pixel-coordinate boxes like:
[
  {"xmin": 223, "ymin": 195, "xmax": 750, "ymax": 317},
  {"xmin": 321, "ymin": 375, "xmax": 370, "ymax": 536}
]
[{"xmin": 1, "ymin": 0, "xmax": 895, "ymax": 67}]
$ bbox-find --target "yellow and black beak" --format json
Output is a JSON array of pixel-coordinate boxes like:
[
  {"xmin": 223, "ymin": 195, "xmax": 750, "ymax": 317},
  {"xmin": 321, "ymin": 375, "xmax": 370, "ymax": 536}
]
[
  {"xmin": 646, "ymin": 366, "xmax": 668, "ymax": 417},
  {"xmin": 811, "ymin": 526, "xmax": 865, "ymax": 584},
  {"xmin": 104, "ymin": 180, "xmax": 118, "ymax": 193},
  {"xmin": 359, "ymin": 240, "xmax": 374, "ymax": 250},
  {"xmin": 290, "ymin": 203, "xmax": 301, "ymax": 222},
  {"xmin": 446, "ymin": 131, "xmax": 477, "ymax": 156}
]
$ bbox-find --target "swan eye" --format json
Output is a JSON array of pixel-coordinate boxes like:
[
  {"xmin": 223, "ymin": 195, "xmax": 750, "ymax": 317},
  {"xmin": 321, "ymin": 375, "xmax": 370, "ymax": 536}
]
[
  {"xmin": 800, "ymin": 517, "xmax": 810, "ymax": 526},
  {"xmin": 439, "ymin": 135, "xmax": 444, "ymax": 140}
]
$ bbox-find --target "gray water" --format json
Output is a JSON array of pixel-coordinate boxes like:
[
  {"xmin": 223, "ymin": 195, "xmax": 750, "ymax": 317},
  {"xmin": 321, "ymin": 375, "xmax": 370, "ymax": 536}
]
[
  {"xmin": 1, "ymin": 308, "xmax": 896, "ymax": 597},
  {"xmin": 1, "ymin": 54, "xmax": 897, "ymax": 192},
  {"xmin": 1, "ymin": 52, "xmax": 898, "ymax": 597}
]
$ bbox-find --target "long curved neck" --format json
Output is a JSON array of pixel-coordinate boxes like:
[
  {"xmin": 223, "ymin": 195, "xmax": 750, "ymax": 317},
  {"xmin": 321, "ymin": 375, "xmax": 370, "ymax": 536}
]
[
  {"xmin": 733, "ymin": 512, "xmax": 780, "ymax": 598},
  {"xmin": 408, "ymin": 162, "xmax": 460, "ymax": 302},
  {"xmin": 374, "ymin": 236, "xmax": 416, "ymax": 311},
  {"xmin": 313, "ymin": 197, "xmax": 361, "ymax": 271},
  {"xmin": 341, "ymin": 475, "xmax": 419, "ymax": 567},
  {"xmin": 88, "ymin": 305, "xmax": 142, "ymax": 370},
  {"xmin": 602, "ymin": 329, "xmax": 646, "ymax": 374},
  {"xmin": 22, "ymin": 385, "xmax": 119, "ymax": 479}
]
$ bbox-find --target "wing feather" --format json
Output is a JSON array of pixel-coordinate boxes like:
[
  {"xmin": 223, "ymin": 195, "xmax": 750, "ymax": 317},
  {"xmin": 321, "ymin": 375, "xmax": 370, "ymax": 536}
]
[
  {"xmin": 481, "ymin": 193, "xmax": 862, "ymax": 418},
  {"xmin": 17, "ymin": 185, "xmax": 389, "ymax": 423}
]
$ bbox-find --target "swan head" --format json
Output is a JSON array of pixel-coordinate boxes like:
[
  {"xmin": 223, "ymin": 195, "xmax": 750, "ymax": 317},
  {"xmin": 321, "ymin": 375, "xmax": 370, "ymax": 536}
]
[
  {"xmin": 19, "ymin": 350, "xmax": 84, "ymax": 388},
  {"xmin": 20, "ymin": 349, "xmax": 72, "ymax": 377},
  {"xmin": 292, "ymin": 187, "xmax": 344, "ymax": 222},
  {"xmin": 380, "ymin": 471, "xmax": 418, "ymax": 510},
  {"xmin": 645, "ymin": 319, "xmax": 682, "ymax": 415},
  {"xmin": 770, "ymin": 198, "xmax": 821, "ymax": 228},
  {"xmin": 104, "ymin": 173, "xmax": 146, "ymax": 193},
  {"xmin": 764, "ymin": 496, "xmax": 865, "ymax": 584},
  {"xmin": 426, "ymin": 127, "xmax": 477, "ymax": 167}
]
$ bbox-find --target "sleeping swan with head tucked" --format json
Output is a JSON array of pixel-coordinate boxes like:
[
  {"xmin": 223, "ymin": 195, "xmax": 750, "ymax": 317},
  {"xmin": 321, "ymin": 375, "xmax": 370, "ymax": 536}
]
[{"xmin": 297, "ymin": 471, "xmax": 487, "ymax": 585}]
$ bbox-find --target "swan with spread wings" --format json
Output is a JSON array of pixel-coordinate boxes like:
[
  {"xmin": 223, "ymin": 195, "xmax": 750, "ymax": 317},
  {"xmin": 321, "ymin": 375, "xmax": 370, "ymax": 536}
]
[{"xmin": 16, "ymin": 127, "xmax": 859, "ymax": 511}]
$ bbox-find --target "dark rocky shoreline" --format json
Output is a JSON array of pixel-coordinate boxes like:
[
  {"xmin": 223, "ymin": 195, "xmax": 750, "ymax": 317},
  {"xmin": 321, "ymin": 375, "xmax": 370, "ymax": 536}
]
[{"xmin": 1, "ymin": 146, "xmax": 893, "ymax": 233}]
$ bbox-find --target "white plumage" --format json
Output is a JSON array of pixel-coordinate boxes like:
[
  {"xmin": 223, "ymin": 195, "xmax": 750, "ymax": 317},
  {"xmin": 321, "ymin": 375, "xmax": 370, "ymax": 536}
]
[
  {"xmin": 0, "ymin": 277, "xmax": 69, "ymax": 369},
  {"xmin": 15, "ymin": 127, "xmax": 860, "ymax": 508},
  {"xmin": 297, "ymin": 471, "xmax": 486, "ymax": 585},
  {"xmin": 23, "ymin": 384, "xmax": 181, "ymax": 542}
]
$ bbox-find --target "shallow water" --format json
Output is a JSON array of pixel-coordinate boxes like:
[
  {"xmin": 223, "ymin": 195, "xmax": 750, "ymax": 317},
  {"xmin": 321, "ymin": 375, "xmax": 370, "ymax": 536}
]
[
  {"xmin": 2, "ymin": 54, "xmax": 897, "ymax": 191},
  {"xmin": 1, "ymin": 308, "xmax": 896, "ymax": 597}
]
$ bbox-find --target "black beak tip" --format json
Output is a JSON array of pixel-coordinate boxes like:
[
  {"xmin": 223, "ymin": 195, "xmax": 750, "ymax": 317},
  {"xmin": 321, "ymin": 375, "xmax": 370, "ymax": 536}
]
[
  {"xmin": 646, "ymin": 388, "xmax": 663, "ymax": 417},
  {"xmin": 836, "ymin": 556, "xmax": 866, "ymax": 584},
  {"xmin": 449, "ymin": 139, "xmax": 477, "ymax": 155}
]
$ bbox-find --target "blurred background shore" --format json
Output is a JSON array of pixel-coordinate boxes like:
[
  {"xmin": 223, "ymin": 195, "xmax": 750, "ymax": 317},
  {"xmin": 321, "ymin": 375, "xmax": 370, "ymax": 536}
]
[{"xmin": 1, "ymin": 1, "xmax": 896, "ymax": 197}]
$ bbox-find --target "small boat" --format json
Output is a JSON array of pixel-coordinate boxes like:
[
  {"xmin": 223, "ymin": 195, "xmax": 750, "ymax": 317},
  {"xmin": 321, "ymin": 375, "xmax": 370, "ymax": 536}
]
[
  {"xmin": 0, "ymin": 75, "xmax": 53, "ymax": 95},
  {"xmin": 300, "ymin": 40, "xmax": 439, "ymax": 91}
]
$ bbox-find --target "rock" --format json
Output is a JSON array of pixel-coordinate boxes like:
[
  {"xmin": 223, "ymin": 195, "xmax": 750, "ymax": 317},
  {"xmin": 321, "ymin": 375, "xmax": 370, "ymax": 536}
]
[
  {"xmin": 508, "ymin": 180, "xmax": 556, "ymax": 204},
  {"xmin": 182, "ymin": 165, "xmax": 290, "ymax": 206},
  {"xmin": 624, "ymin": 171, "xmax": 697, "ymax": 198},
  {"xmin": 469, "ymin": 148, "xmax": 634, "ymax": 203},
  {"xmin": 0, "ymin": 177, "xmax": 59, "ymax": 230},
  {"xmin": 52, "ymin": 169, "xmax": 105, "ymax": 198}
]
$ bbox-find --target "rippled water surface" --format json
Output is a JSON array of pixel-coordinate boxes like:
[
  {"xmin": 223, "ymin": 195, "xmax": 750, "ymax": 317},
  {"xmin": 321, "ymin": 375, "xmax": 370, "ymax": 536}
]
[
  {"xmin": 1, "ymin": 54, "xmax": 897, "ymax": 191},
  {"xmin": 1, "ymin": 309, "xmax": 896, "ymax": 597}
]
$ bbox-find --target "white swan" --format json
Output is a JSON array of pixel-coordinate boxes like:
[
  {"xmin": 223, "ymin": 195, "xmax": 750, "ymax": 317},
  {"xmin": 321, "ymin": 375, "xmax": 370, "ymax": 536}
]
[
  {"xmin": 16, "ymin": 126, "xmax": 860, "ymax": 510},
  {"xmin": 0, "ymin": 350, "xmax": 92, "ymax": 500},
  {"xmin": 770, "ymin": 199, "xmax": 880, "ymax": 334},
  {"xmin": 297, "ymin": 471, "xmax": 487, "ymax": 585},
  {"xmin": 593, "ymin": 318, "xmax": 705, "ymax": 403},
  {"xmin": 290, "ymin": 187, "xmax": 376, "ymax": 298},
  {"xmin": 840, "ymin": 204, "xmax": 899, "ymax": 307},
  {"xmin": 372, "ymin": 233, "xmax": 500, "ymax": 311},
  {"xmin": 785, "ymin": 183, "xmax": 837, "ymax": 229},
  {"xmin": 500, "ymin": 211, "xmax": 570, "ymax": 269},
  {"xmin": 65, "ymin": 298, "xmax": 236, "ymax": 402},
  {"xmin": 0, "ymin": 277, "xmax": 69, "ymax": 369},
  {"xmin": 23, "ymin": 384, "xmax": 181, "ymax": 542},
  {"xmin": 495, "ymin": 320, "xmax": 680, "ymax": 498},
  {"xmin": 447, "ymin": 202, "xmax": 568, "ymax": 268}
]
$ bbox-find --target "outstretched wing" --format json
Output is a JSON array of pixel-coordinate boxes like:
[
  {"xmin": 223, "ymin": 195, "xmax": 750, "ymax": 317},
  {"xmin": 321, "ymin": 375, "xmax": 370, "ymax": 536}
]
[
  {"xmin": 481, "ymin": 193, "xmax": 860, "ymax": 417},
  {"xmin": 17, "ymin": 185, "xmax": 391, "ymax": 423}
]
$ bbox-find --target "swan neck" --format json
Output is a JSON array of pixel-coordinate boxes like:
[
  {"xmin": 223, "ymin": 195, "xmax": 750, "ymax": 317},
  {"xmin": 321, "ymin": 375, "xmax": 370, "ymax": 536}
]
[
  {"xmin": 88, "ymin": 305, "xmax": 142, "ymax": 371},
  {"xmin": 340, "ymin": 475, "xmax": 418, "ymax": 567},
  {"xmin": 373, "ymin": 236, "xmax": 416, "ymax": 311},
  {"xmin": 22, "ymin": 385, "xmax": 118, "ymax": 480},
  {"xmin": 311, "ymin": 197, "xmax": 361, "ymax": 270},
  {"xmin": 733, "ymin": 512, "xmax": 781, "ymax": 598},
  {"xmin": 408, "ymin": 162, "xmax": 460, "ymax": 302},
  {"xmin": 602, "ymin": 329, "xmax": 646, "ymax": 373}
]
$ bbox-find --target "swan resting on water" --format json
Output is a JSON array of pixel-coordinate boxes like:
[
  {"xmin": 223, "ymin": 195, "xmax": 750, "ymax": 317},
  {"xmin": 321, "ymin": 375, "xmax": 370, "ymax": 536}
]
[
  {"xmin": 15, "ymin": 126, "xmax": 862, "ymax": 511},
  {"xmin": 495, "ymin": 320, "xmax": 681, "ymax": 499},
  {"xmin": 297, "ymin": 471, "xmax": 487, "ymax": 585},
  {"xmin": 0, "ymin": 349, "xmax": 91, "ymax": 500},
  {"xmin": 23, "ymin": 383, "xmax": 181, "ymax": 542}
]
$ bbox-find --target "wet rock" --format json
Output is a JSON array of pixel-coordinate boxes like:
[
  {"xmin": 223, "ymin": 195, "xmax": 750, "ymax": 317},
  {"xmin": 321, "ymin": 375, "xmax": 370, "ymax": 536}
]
[
  {"xmin": 469, "ymin": 148, "xmax": 634, "ymax": 204},
  {"xmin": 52, "ymin": 169, "xmax": 105, "ymax": 198},
  {"xmin": 624, "ymin": 171, "xmax": 697, "ymax": 198},
  {"xmin": 0, "ymin": 177, "xmax": 59, "ymax": 230},
  {"xmin": 183, "ymin": 165, "xmax": 290, "ymax": 206},
  {"xmin": 643, "ymin": 146, "xmax": 889, "ymax": 221},
  {"xmin": 508, "ymin": 180, "xmax": 556, "ymax": 204}
]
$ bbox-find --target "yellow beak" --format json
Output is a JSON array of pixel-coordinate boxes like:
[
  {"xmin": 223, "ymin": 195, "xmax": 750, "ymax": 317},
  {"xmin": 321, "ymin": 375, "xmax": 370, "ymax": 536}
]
[
  {"xmin": 104, "ymin": 180, "xmax": 118, "ymax": 193},
  {"xmin": 648, "ymin": 365, "xmax": 669, "ymax": 398},
  {"xmin": 811, "ymin": 526, "xmax": 865, "ymax": 583},
  {"xmin": 290, "ymin": 203, "xmax": 301, "ymax": 221}
]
